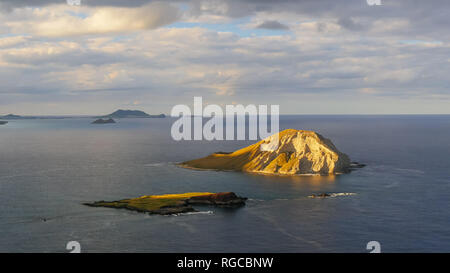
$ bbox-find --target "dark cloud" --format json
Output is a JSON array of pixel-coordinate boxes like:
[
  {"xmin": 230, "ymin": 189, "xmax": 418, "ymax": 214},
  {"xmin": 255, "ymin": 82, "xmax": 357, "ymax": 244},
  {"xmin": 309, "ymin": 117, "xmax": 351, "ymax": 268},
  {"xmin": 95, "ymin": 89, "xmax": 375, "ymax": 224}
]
[
  {"xmin": 3, "ymin": 0, "xmax": 450, "ymax": 38},
  {"xmin": 337, "ymin": 17, "xmax": 367, "ymax": 31},
  {"xmin": 255, "ymin": 20, "xmax": 289, "ymax": 30},
  {"xmin": 187, "ymin": 0, "xmax": 450, "ymax": 40}
]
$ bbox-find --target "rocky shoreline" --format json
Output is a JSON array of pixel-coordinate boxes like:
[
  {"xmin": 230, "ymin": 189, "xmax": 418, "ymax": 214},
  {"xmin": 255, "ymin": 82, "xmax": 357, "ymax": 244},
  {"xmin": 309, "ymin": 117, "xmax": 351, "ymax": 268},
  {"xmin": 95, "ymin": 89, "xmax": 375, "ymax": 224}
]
[{"xmin": 187, "ymin": 192, "xmax": 247, "ymax": 207}]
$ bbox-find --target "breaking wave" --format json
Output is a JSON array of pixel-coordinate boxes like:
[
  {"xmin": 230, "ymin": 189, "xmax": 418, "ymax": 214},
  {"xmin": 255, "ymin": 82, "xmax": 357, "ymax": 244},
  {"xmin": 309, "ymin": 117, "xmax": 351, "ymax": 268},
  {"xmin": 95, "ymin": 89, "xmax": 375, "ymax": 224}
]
[
  {"xmin": 144, "ymin": 163, "xmax": 166, "ymax": 167},
  {"xmin": 308, "ymin": 193, "xmax": 357, "ymax": 198},
  {"xmin": 329, "ymin": 193, "xmax": 356, "ymax": 197},
  {"xmin": 173, "ymin": 211, "xmax": 214, "ymax": 216}
]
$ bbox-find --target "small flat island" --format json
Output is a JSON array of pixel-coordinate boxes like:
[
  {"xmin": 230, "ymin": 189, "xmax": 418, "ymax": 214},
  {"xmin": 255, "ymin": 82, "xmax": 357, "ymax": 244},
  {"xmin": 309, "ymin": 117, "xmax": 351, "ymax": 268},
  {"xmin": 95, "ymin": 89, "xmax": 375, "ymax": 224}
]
[
  {"xmin": 0, "ymin": 121, "xmax": 8, "ymax": 125},
  {"xmin": 84, "ymin": 192, "xmax": 247, "ymax": 215}
]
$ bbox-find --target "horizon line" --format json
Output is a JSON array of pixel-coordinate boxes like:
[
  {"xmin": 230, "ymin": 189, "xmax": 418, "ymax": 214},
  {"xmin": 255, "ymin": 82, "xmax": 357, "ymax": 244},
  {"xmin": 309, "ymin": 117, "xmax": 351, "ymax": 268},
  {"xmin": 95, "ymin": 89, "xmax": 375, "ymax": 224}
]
[{"xmin": 2, "ymin": 113, "xmax": 450, "ymax": 117}]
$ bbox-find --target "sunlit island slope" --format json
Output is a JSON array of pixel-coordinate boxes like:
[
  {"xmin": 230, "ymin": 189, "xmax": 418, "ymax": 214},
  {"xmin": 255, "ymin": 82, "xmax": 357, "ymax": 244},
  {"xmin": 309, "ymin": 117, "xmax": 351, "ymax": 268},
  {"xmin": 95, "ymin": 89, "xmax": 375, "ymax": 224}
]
[
  {"xmin": 84, "ymin": 192, "xmax": 247, "ymax": 215},
  {"xmin": 180, "ymin": 129, "xmax": 357, "ymax": 175}
]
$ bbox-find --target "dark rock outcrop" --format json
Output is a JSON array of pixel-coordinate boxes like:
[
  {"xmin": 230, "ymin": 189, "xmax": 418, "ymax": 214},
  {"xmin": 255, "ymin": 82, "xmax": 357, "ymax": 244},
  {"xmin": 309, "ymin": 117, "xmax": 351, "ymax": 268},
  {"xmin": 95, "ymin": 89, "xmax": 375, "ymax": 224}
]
[
  {"xmin": 309, "ymin": 193, "xmax": 331, "ymax": 198},
  {"xmin": 91, "ymin": 118, "xmax": 116, "ymax": 124},
  {"xmin": 187, "ymin": 192, "xmax": 247, "ymax": 207},
  {"xmin": 0, "ymin": 121, "xmax": 7, "ymax": 125}
]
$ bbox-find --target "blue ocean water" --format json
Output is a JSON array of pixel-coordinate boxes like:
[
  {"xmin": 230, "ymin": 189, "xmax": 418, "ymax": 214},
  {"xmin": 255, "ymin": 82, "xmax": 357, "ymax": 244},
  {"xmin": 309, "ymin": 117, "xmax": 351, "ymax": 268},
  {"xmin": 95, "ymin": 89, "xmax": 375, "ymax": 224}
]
[{"xmin": 0, "ymin": 115, "xmax": 449, "ymax": 253}]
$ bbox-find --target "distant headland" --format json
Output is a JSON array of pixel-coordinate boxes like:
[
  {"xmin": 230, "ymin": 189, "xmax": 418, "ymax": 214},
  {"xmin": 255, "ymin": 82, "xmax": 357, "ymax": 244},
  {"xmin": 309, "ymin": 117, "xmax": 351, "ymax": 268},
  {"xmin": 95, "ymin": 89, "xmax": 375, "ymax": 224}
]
[
  {"xmin": 100, "ymin": 110, "xmax": 166, "ymax": 119},
  {"xmin": 0, "ymin": 114, "xmax": 36, "ymax": 120},
  {"xmin": 180, "ymin": 129, "xmax": 364, "ymax": 176}
]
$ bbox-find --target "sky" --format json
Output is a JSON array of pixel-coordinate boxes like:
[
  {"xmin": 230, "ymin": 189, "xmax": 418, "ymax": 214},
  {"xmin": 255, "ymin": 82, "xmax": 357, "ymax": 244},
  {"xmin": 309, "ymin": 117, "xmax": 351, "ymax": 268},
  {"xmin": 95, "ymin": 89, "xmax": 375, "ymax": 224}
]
[{"xmin": 0, "ymin": 0, "xmax": 450, "ymax": 115}]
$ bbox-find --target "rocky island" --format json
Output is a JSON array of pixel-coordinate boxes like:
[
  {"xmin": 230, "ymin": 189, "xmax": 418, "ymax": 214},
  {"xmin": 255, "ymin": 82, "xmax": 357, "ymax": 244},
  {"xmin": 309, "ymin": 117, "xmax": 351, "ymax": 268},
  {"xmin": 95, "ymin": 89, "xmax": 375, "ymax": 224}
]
[
  {"xmin": 180, "ymin": 129, "xmax": 356, "ymax": 175},
  {"xmin": 91, "ymin": 118, "xmax": 116, "ymax": 124},
  {"xmin": 101, "ymin": 109, "xmax": 166, "ymax": 119},
  {"xmin": 84, "ymin": 192, "xmax": 247, "ymax": 215},
  {"xmin": 0, "ymin": 121, "xmax": 8, "ymax": 125}
]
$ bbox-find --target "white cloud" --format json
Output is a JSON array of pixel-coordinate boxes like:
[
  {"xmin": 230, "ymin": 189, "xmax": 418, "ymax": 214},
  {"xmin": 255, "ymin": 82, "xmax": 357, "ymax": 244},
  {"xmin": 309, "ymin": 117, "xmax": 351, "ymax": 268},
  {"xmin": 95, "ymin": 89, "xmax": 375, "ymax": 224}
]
[
  {"xmin": 0, "ymin": 35, "xmax": 29, "ymax": 48},
  {"xmin": 1, "ymin": 1, "xmax": 450, "ymax": 114},
  {"xmin": 5, "ymin": 2, "xmax": 180, "ymax": 37}
]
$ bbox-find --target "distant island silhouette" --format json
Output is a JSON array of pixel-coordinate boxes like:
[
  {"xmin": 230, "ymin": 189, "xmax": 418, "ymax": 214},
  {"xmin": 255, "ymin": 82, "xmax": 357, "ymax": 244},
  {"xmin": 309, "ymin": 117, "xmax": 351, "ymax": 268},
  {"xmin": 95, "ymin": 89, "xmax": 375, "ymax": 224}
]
[
  {"xmin": 0, "ymin": 114, "xmax": 36, "ymax": 120},
  {"xmin": 100, "ymin": 110, "xmax": 166, "ymax": 119},
  {"xmin": 91, "ymin": 118, "xmax": 116, "ymax": 124},
  {"xmin": 0, "ymin": 110, "xmax": 166, "ymax": 120}
]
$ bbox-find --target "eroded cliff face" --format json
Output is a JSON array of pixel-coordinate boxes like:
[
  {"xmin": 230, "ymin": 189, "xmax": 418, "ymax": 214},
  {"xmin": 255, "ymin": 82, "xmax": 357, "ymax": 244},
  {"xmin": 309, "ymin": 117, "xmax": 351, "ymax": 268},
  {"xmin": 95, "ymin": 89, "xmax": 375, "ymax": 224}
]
[{"xmin": 180, "ymin": 129, "xmax": 351, "ymax": 175}]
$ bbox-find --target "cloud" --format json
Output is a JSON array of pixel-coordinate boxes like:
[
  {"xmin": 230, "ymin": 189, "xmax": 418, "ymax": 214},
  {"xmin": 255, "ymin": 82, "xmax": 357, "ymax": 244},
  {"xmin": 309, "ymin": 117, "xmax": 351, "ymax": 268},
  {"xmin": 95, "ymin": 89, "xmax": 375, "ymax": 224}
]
[
  {"xmin": 1, "ymin": 0, "xmax": 450, "ymax": 114},
  {"xmin": 5, "ymin": 2, "xmax": 180, "ymax": 37},
  {"xmin": 0, "ymin": 0, "xmax": 153, "ymax": 10},
  {"xmin": 255, "ymin": 20, "xmax": 289, "ymax": 30},
  {"xmin": 188, "ymin": 0, "xmax": 450, "ymax": 39},
  {"xmin": 0, "ymin": 35, "xmax": 29, "ymax": 48},
  {"xmin": 337, "ymin": 17, "xmax": 367, "ymax": 31}
]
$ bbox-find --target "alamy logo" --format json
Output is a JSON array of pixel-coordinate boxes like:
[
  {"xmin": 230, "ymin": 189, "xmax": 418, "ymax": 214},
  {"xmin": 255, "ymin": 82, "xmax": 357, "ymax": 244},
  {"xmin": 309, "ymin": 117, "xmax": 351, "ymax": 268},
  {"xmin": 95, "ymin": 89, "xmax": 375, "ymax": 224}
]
[
  {"xmin": 66, "ymin": 241, "xmax": 81, "ymax": 253},
  {"xmin": 171, "ymin": 97, "xmax": 280, "ymax": 151},
  {"xmin": 67, "ymin": 0, "xmax": 81, "ymax": 6},
  {"xmin": 366, "ymin": 0, "xmax": 382, "ymax": 6},
  {"xmin": 366, "ymin": 241, "xmax": 381, "ymax": 253}
]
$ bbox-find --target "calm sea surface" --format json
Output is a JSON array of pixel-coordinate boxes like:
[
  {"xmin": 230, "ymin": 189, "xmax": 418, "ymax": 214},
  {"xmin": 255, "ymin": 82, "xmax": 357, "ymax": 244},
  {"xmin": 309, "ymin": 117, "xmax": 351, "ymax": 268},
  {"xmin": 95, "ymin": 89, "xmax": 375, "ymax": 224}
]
[{"xmin": 0, "ymin": 115, "xmax": 449, "ymax": 252}]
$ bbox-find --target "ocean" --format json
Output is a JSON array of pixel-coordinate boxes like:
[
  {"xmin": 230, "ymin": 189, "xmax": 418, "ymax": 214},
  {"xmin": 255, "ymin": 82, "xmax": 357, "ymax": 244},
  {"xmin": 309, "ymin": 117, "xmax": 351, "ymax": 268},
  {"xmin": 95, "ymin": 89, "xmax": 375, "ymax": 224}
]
[{"xmin": 0, "ymin": 115, "xmax": 449, "ymax": 252}]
